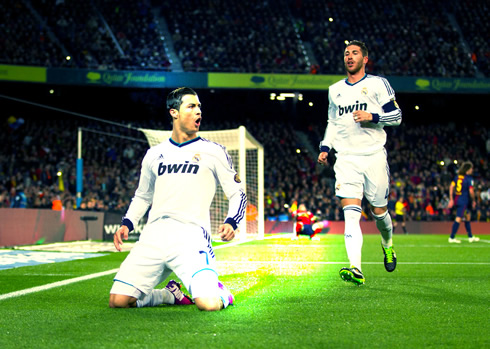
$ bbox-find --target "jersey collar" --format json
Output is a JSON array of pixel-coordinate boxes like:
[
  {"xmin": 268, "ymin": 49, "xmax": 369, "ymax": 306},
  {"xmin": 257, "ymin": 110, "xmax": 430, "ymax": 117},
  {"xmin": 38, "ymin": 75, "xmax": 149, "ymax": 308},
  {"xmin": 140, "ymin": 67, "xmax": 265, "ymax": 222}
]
[
  {"xmin": 169, "ymin": 136, "xmax": 202, "ymax": 147},
  {"xmin": 345, "ymin": 73, "xmax": 368, "ymax": 86}
]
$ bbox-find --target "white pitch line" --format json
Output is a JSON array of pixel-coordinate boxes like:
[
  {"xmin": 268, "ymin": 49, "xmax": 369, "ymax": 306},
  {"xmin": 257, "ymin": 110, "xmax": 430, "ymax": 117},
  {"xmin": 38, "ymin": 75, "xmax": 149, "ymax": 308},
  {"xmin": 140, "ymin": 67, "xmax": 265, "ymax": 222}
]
[
  {"xmin": 2, "ymin": 234, "xmax": 489, "ymax": 301},
  {"xmin": 0, "ymin": 238, "xmax": 255, "ymax": 302},
  {"xmin": 0, "ymin": 268, "xmax": 119, "ymax": 301},
  {"xmin": 216, "ymin": 261, "xmax": 490, "ymax": 265}
]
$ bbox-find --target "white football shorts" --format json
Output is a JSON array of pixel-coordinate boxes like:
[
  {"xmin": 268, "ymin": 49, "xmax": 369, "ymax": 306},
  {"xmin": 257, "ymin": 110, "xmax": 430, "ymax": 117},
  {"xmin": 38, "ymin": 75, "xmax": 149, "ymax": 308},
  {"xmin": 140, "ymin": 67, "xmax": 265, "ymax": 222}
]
[
  {"xmin": 333, "ymin": 149, "xmax": 390, "ymax": 207},
  {"xmin": 111, "ymin": 217, "xmax": 219, "ymax": 299}
]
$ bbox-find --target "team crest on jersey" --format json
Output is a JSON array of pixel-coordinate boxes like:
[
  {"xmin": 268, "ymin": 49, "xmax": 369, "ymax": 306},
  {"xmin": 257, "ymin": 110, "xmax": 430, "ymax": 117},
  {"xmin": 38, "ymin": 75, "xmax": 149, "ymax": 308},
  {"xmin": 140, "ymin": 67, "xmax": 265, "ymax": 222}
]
[
  {"xmin": 192, "ymin": 154, "xmax": 201, "ymax": 162},
  {"xmin": 336, "ymin": 183, "xmax": 341, "ymax": 192},
  {"xmin": 361, "ymin": 87, "xmax": 368, "ymax": 96},
  {"xmin": 234, "ymin": 173, "xmax": 241, "ymax": 183}
]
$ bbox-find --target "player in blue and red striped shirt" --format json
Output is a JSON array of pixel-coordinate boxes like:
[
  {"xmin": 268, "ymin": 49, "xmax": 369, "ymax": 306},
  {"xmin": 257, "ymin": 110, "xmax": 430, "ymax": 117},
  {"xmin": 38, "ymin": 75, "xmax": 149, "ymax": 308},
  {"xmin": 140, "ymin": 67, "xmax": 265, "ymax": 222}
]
[{"xmin": 448, "ymin": 161, "xmax": 479, "ymax": 243}]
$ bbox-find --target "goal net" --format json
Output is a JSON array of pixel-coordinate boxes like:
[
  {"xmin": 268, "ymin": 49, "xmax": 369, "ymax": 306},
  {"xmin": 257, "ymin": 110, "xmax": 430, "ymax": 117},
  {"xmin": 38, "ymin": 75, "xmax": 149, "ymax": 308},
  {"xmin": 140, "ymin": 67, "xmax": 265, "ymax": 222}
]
[{"xmin": 138, "ymin": 126, "xmax": 264, "ymax": 240}]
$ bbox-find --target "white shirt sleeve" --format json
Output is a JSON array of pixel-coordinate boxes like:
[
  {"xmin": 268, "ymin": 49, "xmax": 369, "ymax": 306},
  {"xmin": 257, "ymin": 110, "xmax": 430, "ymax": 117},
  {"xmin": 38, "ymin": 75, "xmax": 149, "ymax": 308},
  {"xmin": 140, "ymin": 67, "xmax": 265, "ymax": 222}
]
[
  {"xmin": 214, "ymin": 146, "xmax": 247, "ymax": 229},
  {"xmin": 319, "ymin": 90, "xmax": 337, "ymax": 152},
  {"xmin": 371, "ymin": 78, "xmax": 402, "ymax": 126},
  {"xmin": 122, "ymin": 150, "xmax": 154, "ymax": 231}
]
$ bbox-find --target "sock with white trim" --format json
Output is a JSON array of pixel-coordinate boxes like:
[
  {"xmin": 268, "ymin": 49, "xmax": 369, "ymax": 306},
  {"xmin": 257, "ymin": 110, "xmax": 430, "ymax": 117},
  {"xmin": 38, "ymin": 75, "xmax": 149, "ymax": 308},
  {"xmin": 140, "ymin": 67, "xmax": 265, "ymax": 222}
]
[
  {"xmin": 136, "ymin": 289, "xmax": 174, "ymax": 308},
  {"xmin": 343, "ymin": 205, "xmax": 363, "ymax": 270},
  {"xmin": 372, "ymin": 210, "xmax": 393, "ymax": 248}
]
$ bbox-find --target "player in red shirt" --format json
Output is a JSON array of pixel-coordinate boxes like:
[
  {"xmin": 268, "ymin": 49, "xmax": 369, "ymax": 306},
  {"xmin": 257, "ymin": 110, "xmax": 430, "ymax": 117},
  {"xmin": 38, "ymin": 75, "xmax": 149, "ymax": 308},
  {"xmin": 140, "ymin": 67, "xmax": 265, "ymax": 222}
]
[{"xmin": 290, "ymin": 203, "xmax": 329, "ymax": 240}]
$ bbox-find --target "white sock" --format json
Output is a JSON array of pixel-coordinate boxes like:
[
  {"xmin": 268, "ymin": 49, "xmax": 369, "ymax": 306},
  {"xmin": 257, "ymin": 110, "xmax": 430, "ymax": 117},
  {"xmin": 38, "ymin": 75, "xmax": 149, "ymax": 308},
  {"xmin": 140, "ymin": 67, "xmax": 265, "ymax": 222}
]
[
  {"xmin": 136, "ymin": 289, "xmax": 174, "ymax": 308},
  {"xmin": 372, "ymin": 210, "xmax": 393, "ymax": 248},
  {"xmin": 343, "ymin": 205, "xmax": 363, "ymax": 271}
]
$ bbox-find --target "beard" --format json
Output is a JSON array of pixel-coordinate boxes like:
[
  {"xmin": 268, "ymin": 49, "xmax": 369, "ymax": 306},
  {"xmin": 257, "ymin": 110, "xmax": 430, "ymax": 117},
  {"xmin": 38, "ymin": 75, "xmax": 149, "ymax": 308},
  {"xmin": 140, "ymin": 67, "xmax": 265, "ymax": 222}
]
[{"xmin": 345, "ymin": 60, "xmax": 363, "ymax": 75}]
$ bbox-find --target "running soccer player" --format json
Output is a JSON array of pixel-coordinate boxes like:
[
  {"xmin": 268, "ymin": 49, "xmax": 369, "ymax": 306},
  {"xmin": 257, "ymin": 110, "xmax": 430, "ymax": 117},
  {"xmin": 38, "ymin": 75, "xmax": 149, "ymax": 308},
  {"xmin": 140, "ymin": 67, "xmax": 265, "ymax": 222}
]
[
  {"xmin": 290, "ymin": 203, "xmax": 328, "ymax": 241},
  {"xmin": 109, "ymin": 87, "xmax": 247, "ymax": 311},
  {"xmin": 317, "ymin": 40, "xmax": 402, "ymax": 286},
  {"xmin": 448, "ymin": 161, "xmax": 479, "ymax": 243}
]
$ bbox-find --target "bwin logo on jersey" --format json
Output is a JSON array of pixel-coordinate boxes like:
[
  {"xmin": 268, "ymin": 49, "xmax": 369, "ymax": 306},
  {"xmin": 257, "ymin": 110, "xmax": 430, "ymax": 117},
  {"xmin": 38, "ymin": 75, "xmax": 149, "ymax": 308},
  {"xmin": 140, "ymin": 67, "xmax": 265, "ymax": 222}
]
[
  {"xmin": 158, "ymin": 161, "xmax": 199, "ymax": 175},
  {"xmin": 338, "ymin": 101, "xmax": 367, "ymax": 116}
]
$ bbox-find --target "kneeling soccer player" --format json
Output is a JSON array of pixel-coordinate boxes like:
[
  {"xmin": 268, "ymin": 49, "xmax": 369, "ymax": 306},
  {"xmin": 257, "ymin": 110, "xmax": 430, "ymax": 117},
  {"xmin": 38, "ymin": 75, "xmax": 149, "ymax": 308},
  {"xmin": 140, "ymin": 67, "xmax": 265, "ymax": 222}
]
[{"xmin": 109, "ymin": 87, "xmax": 246, "ymax": 310}]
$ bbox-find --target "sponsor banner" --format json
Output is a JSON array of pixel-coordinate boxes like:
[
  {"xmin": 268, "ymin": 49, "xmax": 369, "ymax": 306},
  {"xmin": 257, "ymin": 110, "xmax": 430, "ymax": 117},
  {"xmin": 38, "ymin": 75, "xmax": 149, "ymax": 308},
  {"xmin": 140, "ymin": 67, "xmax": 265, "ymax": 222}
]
[
  {"xmin": 411, "ymin": 77, "xmax": 490, "ymax": 93},
  {"xmin": 2, "ymin": 64, "xmax": 488, "ymax": 93},
  {"xmin": 103, "ymin": 212, "xmax": 143, "ymax": 241},
  {"xmin": 0, "ymin": 65, "xmax": 47, "ymax": 83},
  {"xmin": 47, "ymin": 68, "xmax": 208, "ymax": 88},
  {"xmin": 208, "ymin": 73, "xmax": 344, "ymax": 90},
  {"xmin": 209, "ymin": 73, "xmax": 490, "ymax": 93}
]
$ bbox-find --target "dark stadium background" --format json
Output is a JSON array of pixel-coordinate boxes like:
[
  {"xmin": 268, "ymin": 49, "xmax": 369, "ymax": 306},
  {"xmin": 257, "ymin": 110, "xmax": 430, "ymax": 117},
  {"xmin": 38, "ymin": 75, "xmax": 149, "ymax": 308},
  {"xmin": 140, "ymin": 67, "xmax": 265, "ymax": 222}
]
[
  {"xmin": 1, "ymin": 0, "xmax": 488, "ymax": 227},
  {"xmin": 1, "ymin": 81, "xmax": 485, "ymax": 126}
]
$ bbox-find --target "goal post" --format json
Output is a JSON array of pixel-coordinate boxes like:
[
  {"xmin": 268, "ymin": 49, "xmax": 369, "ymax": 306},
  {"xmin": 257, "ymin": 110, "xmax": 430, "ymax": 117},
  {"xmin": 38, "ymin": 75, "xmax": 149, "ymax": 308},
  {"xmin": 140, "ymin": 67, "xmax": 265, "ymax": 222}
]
[{"xmin": 138, "ymin": 126, "xmax": 264, "ymax": 240}]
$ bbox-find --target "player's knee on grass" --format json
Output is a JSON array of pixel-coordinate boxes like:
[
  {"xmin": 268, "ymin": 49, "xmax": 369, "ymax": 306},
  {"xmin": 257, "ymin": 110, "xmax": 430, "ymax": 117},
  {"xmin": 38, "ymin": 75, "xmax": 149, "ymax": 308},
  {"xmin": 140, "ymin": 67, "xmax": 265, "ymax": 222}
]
[
  {"xmin": 190, "ymin": 269, "xmax": 222, "ymax": 311},
  {"xmin": 109, "ymin": 281, "xmax": 141, "ymax": 308},
  {"xmin": 194, "ymin": 297, "xmax": 222, "ymax": 311},
  {"xmin": 109, "ymin": 294, "xmax": 138, "ymax": 308}
]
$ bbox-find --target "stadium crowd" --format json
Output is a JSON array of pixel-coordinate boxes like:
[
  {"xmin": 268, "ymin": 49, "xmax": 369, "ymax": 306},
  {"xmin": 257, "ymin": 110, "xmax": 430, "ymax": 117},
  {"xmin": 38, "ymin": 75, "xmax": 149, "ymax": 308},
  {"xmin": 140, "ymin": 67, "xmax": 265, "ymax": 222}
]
[
  {"xmin": 1, "ymin": 106, "xmax": 489, "ymax": 223},
  {"xmin": 1, "ymin": 0, "xmax": 489, "ymax": 223},
  {"xmin": 1, "ymin": 0, "xmax": 488, "ymax": 77}
]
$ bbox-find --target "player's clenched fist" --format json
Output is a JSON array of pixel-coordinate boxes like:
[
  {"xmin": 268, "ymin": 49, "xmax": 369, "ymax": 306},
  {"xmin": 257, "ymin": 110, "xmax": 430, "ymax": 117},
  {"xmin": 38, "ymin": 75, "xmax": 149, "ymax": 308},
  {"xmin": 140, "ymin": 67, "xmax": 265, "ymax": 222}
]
[{"xmin": 218, "ymin": 223, "xmax": 235, "ymax": 242}]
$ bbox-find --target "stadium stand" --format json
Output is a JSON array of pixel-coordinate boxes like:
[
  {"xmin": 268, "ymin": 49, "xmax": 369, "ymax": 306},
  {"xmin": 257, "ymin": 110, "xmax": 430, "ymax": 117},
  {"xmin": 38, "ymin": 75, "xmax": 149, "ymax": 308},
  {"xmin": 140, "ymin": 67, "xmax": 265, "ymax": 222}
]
[
  {"xmin": 292, "ymin": 0, "xmax": 478, "ymax": 77},
  {"xmin": 449, "ymin": 0, "xmax": 490, "ymax": 77},
  {"xmin": 0, "ymin": 1, "xmax": 488, "ymax": 223},
  {"xmin": 1, "ymin": 0, "xmax": 487, "ymax": 77},
  {"xmin": 0, "ymin": 1, "xmax": 70, "ymax": 68},
  {"xmin": 159, "ymin": 0, "xmax": 310, "ymax": 73},
  {"xmin": 1, "ymin": 101, "xmax": 489, "ymax": 223}
]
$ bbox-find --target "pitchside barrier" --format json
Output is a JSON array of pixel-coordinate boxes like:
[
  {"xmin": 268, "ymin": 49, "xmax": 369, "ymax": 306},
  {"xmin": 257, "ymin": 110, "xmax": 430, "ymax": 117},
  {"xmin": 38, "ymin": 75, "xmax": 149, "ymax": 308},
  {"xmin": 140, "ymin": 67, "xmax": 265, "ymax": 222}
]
[
  {"xmin": 0, "ymin": 208, "xmax": 489, "ymax": 247},
  {"xmin": 0, "ymin": 208, "xmax": 104, "ymax": 247}
]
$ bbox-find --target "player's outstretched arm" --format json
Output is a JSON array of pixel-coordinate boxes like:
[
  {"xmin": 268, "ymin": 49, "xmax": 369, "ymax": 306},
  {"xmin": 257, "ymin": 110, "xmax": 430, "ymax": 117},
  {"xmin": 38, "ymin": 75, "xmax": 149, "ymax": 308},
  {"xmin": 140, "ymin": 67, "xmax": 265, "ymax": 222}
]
[
  {"xmin": 218, "ymin": 223, "xmax": 235, "ymax": 242},
  {"xmin": 114, "ymin": 225, "xmax": 129, "ymax": 252}
]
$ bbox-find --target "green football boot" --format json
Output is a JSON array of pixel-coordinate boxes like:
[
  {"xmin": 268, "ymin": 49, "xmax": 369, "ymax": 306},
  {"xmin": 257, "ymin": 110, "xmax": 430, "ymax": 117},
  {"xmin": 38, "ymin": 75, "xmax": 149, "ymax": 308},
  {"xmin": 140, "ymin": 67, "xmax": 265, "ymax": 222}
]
[
  {"xmin": 339, "ymin": 266, "xmax": 365, "ymax": 286},
  {"xmin": 382, "ymin": 245, "xmax": 397, "ymax": 272}
]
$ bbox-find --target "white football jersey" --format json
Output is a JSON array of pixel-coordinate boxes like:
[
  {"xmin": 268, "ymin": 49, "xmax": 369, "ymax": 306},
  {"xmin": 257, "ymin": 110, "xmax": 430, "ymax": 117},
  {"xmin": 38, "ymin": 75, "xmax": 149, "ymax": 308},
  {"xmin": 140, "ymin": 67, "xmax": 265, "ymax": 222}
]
[
  {"xmin": 320, "ymin": 74, "xmax": 402, "ymax": 155},
  {"xmin": 123, "ymin": 136, "xmax": 247, "ymax": 233}
]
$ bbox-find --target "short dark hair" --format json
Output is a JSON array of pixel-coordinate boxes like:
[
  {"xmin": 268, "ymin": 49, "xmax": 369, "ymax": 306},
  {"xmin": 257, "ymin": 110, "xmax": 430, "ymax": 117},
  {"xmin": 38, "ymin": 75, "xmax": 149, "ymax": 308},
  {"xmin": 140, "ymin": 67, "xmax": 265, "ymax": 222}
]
[
  {"xmin": 166, "ymin": 87, "xmax": 197, "ymax": 113},
  {"xmin": 458, "ymin": 161, "xmax": 473, "ymax": 175},
  {"xmin": 346, "ymin": 40, "xmax": 368, "ymax": 57}
]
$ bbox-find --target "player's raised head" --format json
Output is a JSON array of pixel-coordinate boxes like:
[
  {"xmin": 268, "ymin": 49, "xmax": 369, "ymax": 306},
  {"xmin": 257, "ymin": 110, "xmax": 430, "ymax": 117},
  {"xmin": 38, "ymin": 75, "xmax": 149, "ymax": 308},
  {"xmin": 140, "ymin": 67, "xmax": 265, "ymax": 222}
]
[{"xmin": 166, "ymin": 87, "xmax": 198, "ymax": 114}]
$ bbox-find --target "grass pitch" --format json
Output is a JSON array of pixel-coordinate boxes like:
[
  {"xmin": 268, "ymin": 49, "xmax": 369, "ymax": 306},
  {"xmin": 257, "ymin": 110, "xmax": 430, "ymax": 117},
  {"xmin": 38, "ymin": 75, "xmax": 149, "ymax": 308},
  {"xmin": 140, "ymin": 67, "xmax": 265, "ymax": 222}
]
[{"xmin": 0, "ymin": 234, "xmax": 488, "ymax": 348}]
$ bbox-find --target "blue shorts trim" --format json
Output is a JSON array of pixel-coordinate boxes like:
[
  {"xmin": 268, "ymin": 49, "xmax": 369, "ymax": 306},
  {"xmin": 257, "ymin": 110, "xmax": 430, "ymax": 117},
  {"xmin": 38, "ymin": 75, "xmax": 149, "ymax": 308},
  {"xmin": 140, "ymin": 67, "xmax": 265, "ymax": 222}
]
[{"xmin": 192, "ymin": 267, "xmax": 218, "ymax": 279}]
